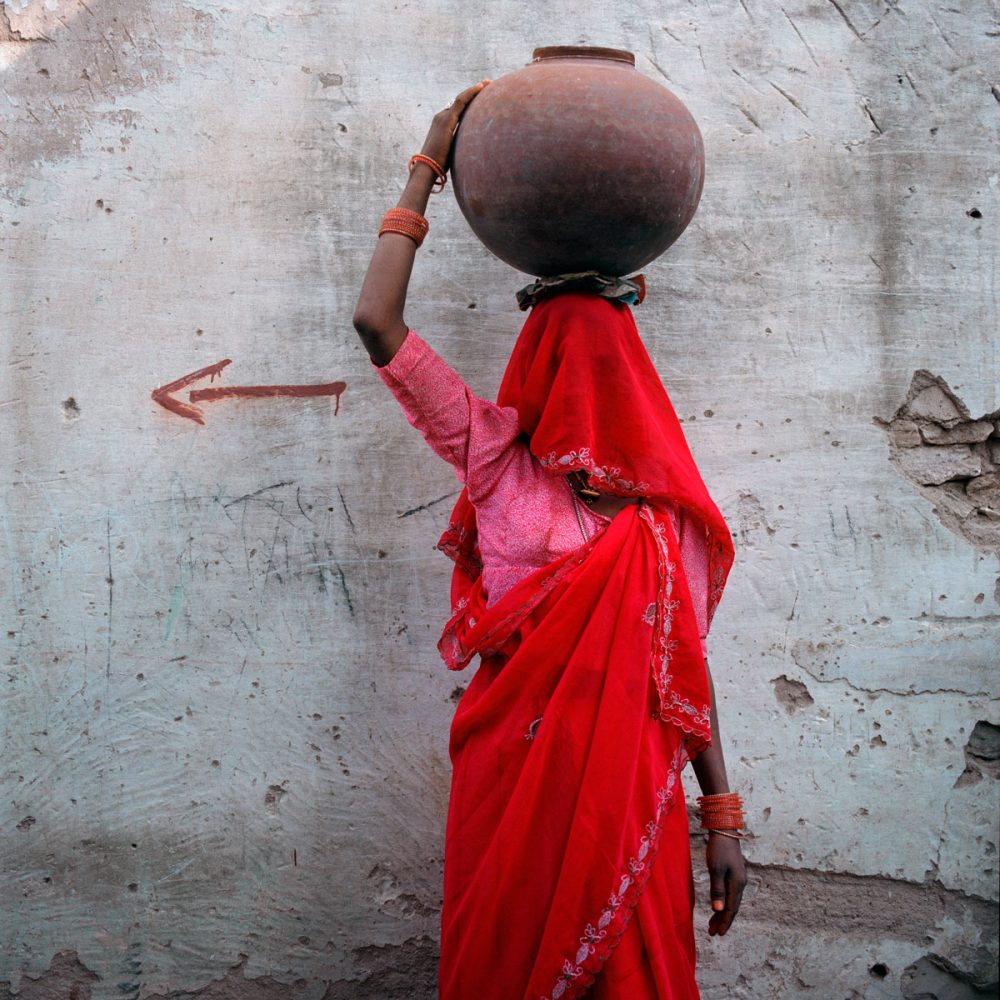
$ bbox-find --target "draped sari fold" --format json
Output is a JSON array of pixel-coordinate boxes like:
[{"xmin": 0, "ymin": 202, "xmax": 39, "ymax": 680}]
[{"xmin": 439, "ymin": 503, "xmax": 705, "ymax": 1000}]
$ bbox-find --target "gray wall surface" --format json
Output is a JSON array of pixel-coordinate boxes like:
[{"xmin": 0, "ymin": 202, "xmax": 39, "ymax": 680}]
[{"xmin": 2, "ymin": 1, "xmax": 997, "ymax": 997}]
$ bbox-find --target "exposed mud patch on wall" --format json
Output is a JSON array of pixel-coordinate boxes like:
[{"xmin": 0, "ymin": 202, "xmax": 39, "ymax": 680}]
[
  {"xmin": 0, "ymin": 0, "xmax": 215, "ymax": 187},
  {"xmin": 953, "ymin": 720, "xmax": 1000, "ymax": 788},
  {"xmin": 901, "ymin": 953, "xmax": 998, "ymax": 998},
  {"xmin": 0, "ymin": 950, "xmax": 98, "ymax": 1000},
  {"xmin": 0, "ymin": 2, "xmax": 54, "ymax": 43},
  {"xmin": 770, "ymin": 674, "xmax": 815, "ymax": 714},
  {"xmin": 0, "ymin": 945, "xmax": 441, "ymax": 1000},
  {"xmin": 322, "ymin": 937, "xmax": 438, "ymax": 1000},
  {"xmin": 143, "ymin": 954, "xmax": 311, "ymax": 999},
  {"xmin": 713, "ymin": 861, "xmax": 999, "ymax": 991},
  {"xmin": 879, "ymin": 370, "xmax": 1000, "ymax": 559}
]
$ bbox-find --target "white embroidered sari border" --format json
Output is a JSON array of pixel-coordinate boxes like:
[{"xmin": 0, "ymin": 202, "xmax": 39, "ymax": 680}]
[{"xmin": 538, "ymin": 739, "xmax": 688, "ymax": 1000}]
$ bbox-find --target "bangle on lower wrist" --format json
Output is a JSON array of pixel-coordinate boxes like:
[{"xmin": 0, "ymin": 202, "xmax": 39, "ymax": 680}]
[{"xmin": 706, "ymin": 828, "xmax": 746, "ymax": 840}]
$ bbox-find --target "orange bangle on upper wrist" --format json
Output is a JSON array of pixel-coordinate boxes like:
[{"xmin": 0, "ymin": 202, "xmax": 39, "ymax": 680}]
[{"xmin": 409, "ymin": 153, "xmax": 447, "ymax": 193}]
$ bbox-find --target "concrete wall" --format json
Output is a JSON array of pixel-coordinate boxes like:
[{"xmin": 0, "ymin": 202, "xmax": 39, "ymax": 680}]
[{"xmin": 2, "ymin": 1, "xmax": 997, "ymax": 997}]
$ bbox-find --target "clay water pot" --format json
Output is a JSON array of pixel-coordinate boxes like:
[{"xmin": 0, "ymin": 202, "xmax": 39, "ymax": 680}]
[{"xmin": 451, "ymin": 46, "xmax": 705, "ymax": 277}]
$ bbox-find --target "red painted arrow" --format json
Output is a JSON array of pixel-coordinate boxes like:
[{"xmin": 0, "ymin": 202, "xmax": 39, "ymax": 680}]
[{"xmin": 152, "ymin": 359, "xmax": 346, "ymax": 425}]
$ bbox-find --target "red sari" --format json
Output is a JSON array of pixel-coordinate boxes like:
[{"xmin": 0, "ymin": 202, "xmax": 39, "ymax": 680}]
[{"xmin": 435, "ymin": 293, "xmax": 734, "ymax": 999}]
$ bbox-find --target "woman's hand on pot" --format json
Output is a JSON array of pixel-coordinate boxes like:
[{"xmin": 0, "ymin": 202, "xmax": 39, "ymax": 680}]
[
  {"xmin": 420, "ymin": 79, "xmax": 490, "ymax": 171},
  {"xmin": 706, "ymin": 833, "xmax": 747, "ymax": 936}
]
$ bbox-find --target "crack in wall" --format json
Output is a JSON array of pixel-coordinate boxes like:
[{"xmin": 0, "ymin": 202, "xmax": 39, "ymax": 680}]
[{"xmin": 790, "ymin": 636, "xmax": 994, "ymax": 697}]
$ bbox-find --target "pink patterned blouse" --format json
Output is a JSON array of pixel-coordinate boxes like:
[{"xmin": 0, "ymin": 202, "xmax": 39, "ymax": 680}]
[{"xmin": 377, "ymin": 331, "xmax": 710, "ymax": 652}]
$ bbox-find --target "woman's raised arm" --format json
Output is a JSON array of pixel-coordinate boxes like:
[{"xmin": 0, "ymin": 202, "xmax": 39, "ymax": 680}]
[{"xmin": 352, "ymin": 81, "xmax": 490, "ymax": 367}]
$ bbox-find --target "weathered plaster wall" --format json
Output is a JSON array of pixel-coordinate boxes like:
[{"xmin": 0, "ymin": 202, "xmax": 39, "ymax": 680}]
[{"xmin": 1, "ymin": 1, "xmax": 997, "ymax": 998}]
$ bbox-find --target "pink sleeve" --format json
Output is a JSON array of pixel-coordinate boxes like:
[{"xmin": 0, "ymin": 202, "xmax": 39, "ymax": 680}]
[
  {"xmin": 375, "ymin": 331, "xmax": 522, "ymax": 504},
  {"xmin": 677, "ymin": 509, "xmax": 711, "ymax": 658}
]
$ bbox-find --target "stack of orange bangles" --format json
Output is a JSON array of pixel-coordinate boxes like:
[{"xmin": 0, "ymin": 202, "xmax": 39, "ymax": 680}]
[
  {"xmin": 377, "ymin": 154, "xmax": 448, "ymax": 247},
  {"xmin": 697, "ymin": 792, "xmax": 746, "ymax": 839}
]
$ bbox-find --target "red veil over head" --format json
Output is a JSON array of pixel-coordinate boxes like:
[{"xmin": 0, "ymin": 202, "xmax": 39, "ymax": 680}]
[{"xmin": 439, "ymin": 291, "xmax": 734, "ymax": 640}]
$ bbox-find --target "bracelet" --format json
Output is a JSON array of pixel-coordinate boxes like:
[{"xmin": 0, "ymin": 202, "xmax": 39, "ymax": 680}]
[
  {"xmin": 379, "ymin": 207, "xmax": 429, "ymax": 247},
  {"xmin": 706, "ymin": 829, "xmax": 746, "ymax": 840},
  {"xmin": 409, "ymin": 153, "xmax": 447, "ymax": 193},
  {"xmin": 697, "ymin": 792, "xmax": 745, "ymax": 832}
]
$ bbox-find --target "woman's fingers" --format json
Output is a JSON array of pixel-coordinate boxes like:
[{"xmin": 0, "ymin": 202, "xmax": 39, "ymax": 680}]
[
  {"xmin": 709, "ymin": 866, "xmax": 727, "ymax": 913},
  {"xmin": 444, "ymin": 80, "xmax": 491, "ymax": 131},
  {"xmin": 726, "ymin": 863, "xmax": 746, "ymax": 918},
  {"xmin": 706, "ymin": 838, "xmax": 747, "ymax": 936},
  {"xmin": 451, "ymin": 79, "xmax": 491, "ymax": 113},
  {"xmin": 706, "ymin": 852, "xmax": 727, "ymax": 936},
  {"xmin": 709, "ymin": 869, "xmax": 744, "ymax": 936},
  {"xmin": 420, "ymin": 80, "xmax": 491, "ymax": 169}
]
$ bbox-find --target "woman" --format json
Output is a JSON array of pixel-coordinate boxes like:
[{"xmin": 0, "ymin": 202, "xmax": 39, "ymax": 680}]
[{"xmin": 353, "ymin": 82, "xmax": 747, "ymax": 1000}]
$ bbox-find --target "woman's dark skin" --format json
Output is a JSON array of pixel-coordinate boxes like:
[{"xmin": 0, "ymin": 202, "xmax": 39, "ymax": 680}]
[{"xmin": 353, "ymin": 82, "xmax": 747, "ymax": 937}]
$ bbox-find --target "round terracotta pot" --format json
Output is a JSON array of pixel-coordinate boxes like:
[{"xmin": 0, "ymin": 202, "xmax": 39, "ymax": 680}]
[{"xmin": 451, "ymin": 46, "xmax": 705, "ymax": 277}]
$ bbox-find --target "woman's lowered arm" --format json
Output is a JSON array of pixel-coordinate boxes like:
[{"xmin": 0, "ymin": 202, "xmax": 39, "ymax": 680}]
[
  {"xmin": 352, "ymin": 81, "xmax": 489, "ymax": 367},
  {"xmin": 690, "ymin": 659, "xmax": 748, "ymax": 937}
]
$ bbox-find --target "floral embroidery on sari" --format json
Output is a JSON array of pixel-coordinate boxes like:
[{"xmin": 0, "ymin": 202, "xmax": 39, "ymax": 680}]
[
  {"xmin": 437, "ymin": 520, "xmax": 482, "ymax": 579},
  {"xmin": 641, "ymin": 506, "xmax": 712, "ymax": 742},
  {"xmin": 539, "ymin": 741, "xmax": 688, "ymax": 1000},
  {"xmin": 539, "ymin": 447, "xmax": 650, "ymax": 496},
  {"xmin": 708, "ymin": 550, "xmax": 727, "ymax": 626}
]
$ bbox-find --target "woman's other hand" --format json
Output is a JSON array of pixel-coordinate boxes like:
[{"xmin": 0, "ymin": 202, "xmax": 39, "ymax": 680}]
[
  {"xmin": 420, "ymin": 79, "xmax": 490, "ymax": 172},
  {"xmin": 706, "ymin": 833, "xmax": 747, "ymax": 936}
]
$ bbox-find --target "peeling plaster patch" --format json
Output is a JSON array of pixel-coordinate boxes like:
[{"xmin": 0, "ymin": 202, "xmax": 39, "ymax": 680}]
[
  {"xmin": 144, "ymin": 954, "xmax": 311, "ymax": 999},
  {"xmin": 263, "ymin": 783, "xmax": 287, "ymax": 814},
  {"xmin": 301, "ymin": 67, "xmax": 344, "ymax": 88},
  {"xmin": 61, "ymin": 396, "xmax": 80, "ymax": 422},
  {"xmin": 0, "ymin": 950, "xmax": 99, "ymax": 999},
  {"xmin": 0, "ymin": 947, "xmax": 438, "ymax": 1000},
  {"xmin": 734, "ymin": 490, "xmax": 776, "ymax": 545},
  {"xmin": 0, "ymin": 2, "xmax": 215, "ymax": 186},
  {"xmin": 966, "ymin": 719, "xmax": 1000, "ymax": 762},
  {"xmin": 323, "ymin": 936, "xmax": 438, "ymax": 1000},
  {"xmin": 367, "ymin": 861, "xmax": 438, "ymax": 919},
  {"xmin": 724, "ymin": 863, "xmax": 999, "ymax": 986},
  {"xmin": 771, "ymin": 674, "xmax": 814, "ymax": 714},
  {"xmin": 878, "ymin": 371, "xmax": 1000, "ymax": 562},
  {"xmin": 954, "ymin": 720, "xmax": 1000, "ymax": 788},
  {"xmin": 901, "ymin": 953, "xmax": 998, "ymax": 998},
  {"xmin": 0, "ymin": 1, "xmax": 55, "ymax": 43}
]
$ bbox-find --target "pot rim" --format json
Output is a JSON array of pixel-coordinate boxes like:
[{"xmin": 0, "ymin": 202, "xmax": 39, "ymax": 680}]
[{"xmin": 531, "ymin": 45, "xmax": 635, "ymax": 66}]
